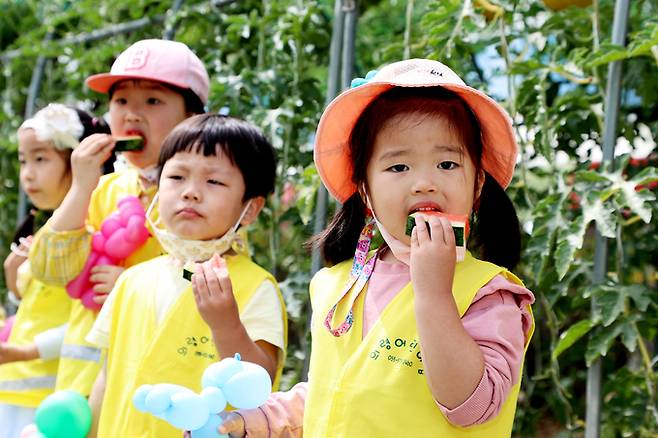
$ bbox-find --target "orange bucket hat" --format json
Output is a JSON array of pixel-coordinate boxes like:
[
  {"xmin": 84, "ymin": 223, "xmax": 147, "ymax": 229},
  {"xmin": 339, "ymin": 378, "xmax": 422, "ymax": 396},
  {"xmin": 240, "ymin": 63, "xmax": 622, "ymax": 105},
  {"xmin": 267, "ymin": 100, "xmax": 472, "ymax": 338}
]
[{"xmin": 314, "ymin": 58, "xmax": 518, "ymax": 203}]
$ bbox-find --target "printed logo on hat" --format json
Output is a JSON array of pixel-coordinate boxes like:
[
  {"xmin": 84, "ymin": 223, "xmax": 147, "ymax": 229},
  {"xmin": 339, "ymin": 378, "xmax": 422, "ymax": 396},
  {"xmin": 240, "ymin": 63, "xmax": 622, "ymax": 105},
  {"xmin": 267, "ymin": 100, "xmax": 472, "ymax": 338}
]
[{"xmin": 125, "ymin": 48, "xmax": 150, "ymax": 71}]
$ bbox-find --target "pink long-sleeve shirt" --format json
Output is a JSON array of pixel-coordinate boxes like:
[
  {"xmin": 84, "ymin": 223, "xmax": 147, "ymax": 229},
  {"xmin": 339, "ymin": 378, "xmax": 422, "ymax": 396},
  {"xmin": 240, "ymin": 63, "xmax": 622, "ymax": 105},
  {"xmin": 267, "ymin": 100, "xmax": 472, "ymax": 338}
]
[{"xmin": 239, "ymin": 255, "xmax": 535, "ymax": 436}]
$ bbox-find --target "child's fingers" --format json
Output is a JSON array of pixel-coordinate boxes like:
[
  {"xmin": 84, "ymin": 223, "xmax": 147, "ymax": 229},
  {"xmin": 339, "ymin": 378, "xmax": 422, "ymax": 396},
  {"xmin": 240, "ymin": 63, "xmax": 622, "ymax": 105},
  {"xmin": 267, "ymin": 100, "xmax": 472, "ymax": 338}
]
[
  {"xmin": 218, "ymin": 412, "xmax": 246, "ymax": 437},
  {"xmin": 192, "ymin": 265, "xmax": 211, "ymax": 299},
  {"xmin": 92, "ymin": 293, "xmax": 109, "ymax": 305},
  {"xmin": 441, "ymin": 217, "xmax": 455, "ymax": 246},
  {"xmin": 201, "ymin": 261, "xmax": 223, "ymax": 295},
  {"xmin": 410, "ymin": 224, "xmax": 419, "ymax": 247},
  {"xmin": 426, "ymin": 215, "xmax": 445, "ymax": 244},
  {"xmin": 414, "ymin": 215, "xmax": 430, "ymax": 244},
  {"xmin": 92, "ymin": 283, "xmax": 112, "ymax": 294}
]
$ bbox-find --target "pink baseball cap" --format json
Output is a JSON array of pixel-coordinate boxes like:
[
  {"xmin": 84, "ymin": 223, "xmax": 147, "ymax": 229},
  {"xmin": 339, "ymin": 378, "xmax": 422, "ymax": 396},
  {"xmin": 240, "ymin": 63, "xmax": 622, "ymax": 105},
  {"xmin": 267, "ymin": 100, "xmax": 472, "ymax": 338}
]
[
  {"xmin": 86, "ymin": 39, "xmax": 210, "ymax": 104},
  {"xmin": 314, "ymin": 58, "xmax": 518, "ymax": 203}
]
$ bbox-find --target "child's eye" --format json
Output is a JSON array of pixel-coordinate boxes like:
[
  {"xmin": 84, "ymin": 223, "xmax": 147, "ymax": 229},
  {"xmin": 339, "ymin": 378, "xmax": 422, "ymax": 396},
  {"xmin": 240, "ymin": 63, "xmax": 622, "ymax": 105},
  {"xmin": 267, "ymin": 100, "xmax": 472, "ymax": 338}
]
[
  {"xmin": 167, "ymin": 175, "xmax": 183, "ymax": 181},
  {"xmin": 35, "ymin": 156, "xmax": 46, "ymax": 162},
  {"xmin": 438, "ymin": 161, "xmax": 458, "ymax": 170},
  {"xmin": 113, "ymin": 97, "xmax": 127, "ymax": 105},
  {"xmin": 387, "ymin": 164, "xmax": 409, "ymax": 173},
  {"xmin": 208, "ymin": 179, "xmax": 224, "ymax": 186},
  {"xmin": 147, "ymin": 97, "xmax": 162, "ymax": 105},
  {"xmin": 18, "ymin": 159, "xmax": 26, "ymax": 165}
]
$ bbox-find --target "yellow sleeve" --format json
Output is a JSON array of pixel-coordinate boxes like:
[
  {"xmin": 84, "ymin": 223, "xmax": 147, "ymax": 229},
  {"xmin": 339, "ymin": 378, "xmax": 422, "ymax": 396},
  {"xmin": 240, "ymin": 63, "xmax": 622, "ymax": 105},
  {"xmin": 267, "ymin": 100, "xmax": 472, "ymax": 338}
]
[{"xmin": 28, "ymin": 221, "xmax": 91, "ymax": 286}]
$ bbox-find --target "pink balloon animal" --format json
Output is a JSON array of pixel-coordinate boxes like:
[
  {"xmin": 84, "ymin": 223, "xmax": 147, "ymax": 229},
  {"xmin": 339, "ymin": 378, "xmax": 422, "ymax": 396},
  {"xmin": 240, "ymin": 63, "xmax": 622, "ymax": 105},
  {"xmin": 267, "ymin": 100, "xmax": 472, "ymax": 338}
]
[{"xmin": 66, "ymin": 196, "xmax": 150, "ymax": 311}]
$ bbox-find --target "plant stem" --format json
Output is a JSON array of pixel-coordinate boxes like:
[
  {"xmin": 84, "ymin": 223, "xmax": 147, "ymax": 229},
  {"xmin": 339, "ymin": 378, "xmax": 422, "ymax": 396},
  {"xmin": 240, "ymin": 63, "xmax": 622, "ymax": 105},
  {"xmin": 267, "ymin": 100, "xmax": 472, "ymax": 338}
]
[{"xmin": 403, "ymin": 0, "xmax": 414, "ymax": 59}]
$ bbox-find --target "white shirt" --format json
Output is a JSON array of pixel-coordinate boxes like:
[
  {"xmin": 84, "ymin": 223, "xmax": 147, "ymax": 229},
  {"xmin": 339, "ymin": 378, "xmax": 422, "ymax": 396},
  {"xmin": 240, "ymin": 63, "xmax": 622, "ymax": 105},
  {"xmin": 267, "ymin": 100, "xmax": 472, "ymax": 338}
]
[{"xmin": 86, "ymin": 256, "xmax": 285, "ymax": 353}]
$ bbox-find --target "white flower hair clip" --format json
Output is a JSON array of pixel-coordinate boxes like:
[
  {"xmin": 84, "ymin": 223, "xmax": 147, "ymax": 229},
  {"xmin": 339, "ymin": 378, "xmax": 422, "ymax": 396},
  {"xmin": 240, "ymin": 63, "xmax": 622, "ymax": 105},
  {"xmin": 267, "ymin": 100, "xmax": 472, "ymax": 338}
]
[{"xmin": 20, "ymin": 103, "xmax": 84, "ymax": 150}]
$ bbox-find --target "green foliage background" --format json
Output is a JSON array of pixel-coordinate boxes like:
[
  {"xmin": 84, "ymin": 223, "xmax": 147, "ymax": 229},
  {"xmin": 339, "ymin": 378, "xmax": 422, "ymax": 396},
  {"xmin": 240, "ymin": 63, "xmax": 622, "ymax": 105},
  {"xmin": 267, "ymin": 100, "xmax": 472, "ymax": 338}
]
[{"xmin": 1, "ymin": 0, "xmax": 657, "ymax": 435}]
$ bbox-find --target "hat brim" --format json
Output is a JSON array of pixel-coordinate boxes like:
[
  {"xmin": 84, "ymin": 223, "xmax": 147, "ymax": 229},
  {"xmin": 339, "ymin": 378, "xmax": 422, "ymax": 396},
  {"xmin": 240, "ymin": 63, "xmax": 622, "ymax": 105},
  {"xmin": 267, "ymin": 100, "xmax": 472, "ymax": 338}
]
[
  {"xmin": 86, "ymin": 72, "xmax": 193, "ymax": 95},
  {"xmin": 314, "ymin": 81, "xmax": 517, "ymax": 203}
]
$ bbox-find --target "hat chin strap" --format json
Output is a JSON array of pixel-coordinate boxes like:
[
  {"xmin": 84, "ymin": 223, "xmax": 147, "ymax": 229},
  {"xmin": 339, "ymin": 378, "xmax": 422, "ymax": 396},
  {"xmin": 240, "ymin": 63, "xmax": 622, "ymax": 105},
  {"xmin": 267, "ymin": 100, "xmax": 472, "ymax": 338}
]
[{"xmin": 363, "ymin": 192, "xmax": 411, "ymax": 266}]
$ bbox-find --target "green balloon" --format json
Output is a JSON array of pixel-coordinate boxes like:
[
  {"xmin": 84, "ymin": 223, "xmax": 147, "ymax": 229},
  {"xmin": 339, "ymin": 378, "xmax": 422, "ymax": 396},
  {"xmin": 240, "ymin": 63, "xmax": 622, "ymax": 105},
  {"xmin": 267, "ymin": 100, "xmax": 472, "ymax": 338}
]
[{"xmin": 35, "ymin": 390, "xmax": 92, "ymax": 438}]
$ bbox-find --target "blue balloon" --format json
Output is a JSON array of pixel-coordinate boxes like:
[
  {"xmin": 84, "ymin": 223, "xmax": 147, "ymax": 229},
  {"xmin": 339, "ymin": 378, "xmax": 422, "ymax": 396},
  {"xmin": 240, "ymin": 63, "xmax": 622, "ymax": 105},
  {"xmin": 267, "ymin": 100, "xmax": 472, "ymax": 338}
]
[
  {"xmin": 223, "ymin": 363, "xmax": 271, "ymax": 409},
  {"xmin": 168, "ymin": 392, "xmax": 208, "ymax": 430},
  {"xmin": 201, "ymin": 386, "xmax": 227, "ymax": 413},
  {"xmin": 191, "ymin": 414, "xmax": 226, "ymax": 438},
  {"xmin": 145, "ymin": 384, "xmax": 187, "ymax": 415},
  {"xmin": 201, "ymin": 356, "xmax": 243, "ymax": 388},
  {"xmin": 132, "ymin": 384, "xmax": 153, "ymax": 412}
]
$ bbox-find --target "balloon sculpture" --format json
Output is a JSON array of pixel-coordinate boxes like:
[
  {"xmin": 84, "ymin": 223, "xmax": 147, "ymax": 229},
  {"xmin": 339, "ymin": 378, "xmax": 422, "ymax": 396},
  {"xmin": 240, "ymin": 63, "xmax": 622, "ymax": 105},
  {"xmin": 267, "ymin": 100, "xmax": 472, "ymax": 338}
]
[
  {"xmin": 19, "ymin": 390, "xmax": 92, "ymax": 438},
  {"xmin": 0, "ymin": 315, "xmax": 15, "ymax": 342},
  {"xmin": 133, "ymin": 353, "xmax": 271, "ymax": 438},
  {"xmin": 66, "ymin": 196, "xmax": 149, "ymax": 311}
]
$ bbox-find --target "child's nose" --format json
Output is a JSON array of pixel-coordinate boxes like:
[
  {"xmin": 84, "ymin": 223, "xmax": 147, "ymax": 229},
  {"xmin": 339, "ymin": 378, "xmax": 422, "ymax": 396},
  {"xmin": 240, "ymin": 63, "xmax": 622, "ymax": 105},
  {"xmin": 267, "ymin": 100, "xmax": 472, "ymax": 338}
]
[
  {"xmin": 412, "ymin": 176, "xmax": 438, "ymax": 194},
  {"xmin": 182, "ymin": 185, "xmax": 201, "ymax": 201}
]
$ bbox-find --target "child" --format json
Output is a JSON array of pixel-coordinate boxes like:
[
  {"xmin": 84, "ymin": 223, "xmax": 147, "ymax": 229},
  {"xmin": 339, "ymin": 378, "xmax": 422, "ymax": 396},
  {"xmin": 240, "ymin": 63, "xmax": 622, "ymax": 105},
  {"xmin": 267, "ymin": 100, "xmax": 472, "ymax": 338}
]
[
  {"xmin": 86, "ymin": 114, "xmax": 287, "ymax": 438},
  {"xmin": 0, "ymin": 104, "xmax": 111, "ymax": 438},
  {"xmin": 219, "ymin": 59, "xmax": 535, "ymax": 437},
  {"xmin": 27, "ymin": 39, "xmax": 209, "ymax": 398}
]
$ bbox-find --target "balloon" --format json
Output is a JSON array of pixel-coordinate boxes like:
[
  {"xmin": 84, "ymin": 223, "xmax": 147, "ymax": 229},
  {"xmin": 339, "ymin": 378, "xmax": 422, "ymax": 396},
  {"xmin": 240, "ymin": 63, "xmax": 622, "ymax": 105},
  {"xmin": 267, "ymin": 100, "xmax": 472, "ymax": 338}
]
[
  {"xmin": 191, "ymin": 414, "xmax": 226, "ymax": 438},
  {"xmin": 34, "ymin": 390, "xmax": 91, "ymax": 438},
  {"xmin": 0, "ymin": 315, "xmax": 15, "ymax": 342},
  {"xmin": 144, "ymin": 384, "xmax": 188, "ymax": 415},
  {"xmin": 200, "ymin": 386, "xmax": 227, "ymax": 413},
  {"xmin": 169, "ymin": 392, "xmax": 209, "ymax": 430},
  {"xmin": 201, "ymin": 356, "xmax": 243, "ymax": 388},
  {"xmin": 66, "ymin": 196, "xmax": 149, "ymax": 310},
  {"xmin": 134, "ymin": 354, "xmax": 272, "ymax": 437},
  {"xmin": 223, "ymin": 362, "xmax": 272, "ymax": 409}
]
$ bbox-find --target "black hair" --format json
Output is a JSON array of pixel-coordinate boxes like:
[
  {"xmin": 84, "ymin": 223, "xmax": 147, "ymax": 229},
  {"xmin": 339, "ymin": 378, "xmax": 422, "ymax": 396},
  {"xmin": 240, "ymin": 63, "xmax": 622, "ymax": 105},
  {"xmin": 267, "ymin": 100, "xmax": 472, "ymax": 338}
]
[
  {"xmin": 314, "ymin": 86, "xmax": 521, "ymax": 270},
  {"xmin": 72, "ymin": 108, "xmax": 114, "ymax": 174},
  {"xmin": 157, "ymin": 114, "xmax": 276, "ymax": 200},
  {"xmin": 108, "ymin": 81, "xmax": 205, "ymax": 115},
  {"xmin": 14, "ymin": 105, "xmax": 112, "ymax": 241}
]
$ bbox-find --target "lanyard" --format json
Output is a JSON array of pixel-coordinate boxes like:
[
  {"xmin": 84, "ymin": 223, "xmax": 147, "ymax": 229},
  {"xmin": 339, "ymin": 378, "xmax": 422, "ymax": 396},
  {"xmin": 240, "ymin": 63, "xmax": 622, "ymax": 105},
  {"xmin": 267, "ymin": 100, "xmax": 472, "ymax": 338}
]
[{"xmin": 324, "ymin": 218, "xmax": 381, "ymax": 337}]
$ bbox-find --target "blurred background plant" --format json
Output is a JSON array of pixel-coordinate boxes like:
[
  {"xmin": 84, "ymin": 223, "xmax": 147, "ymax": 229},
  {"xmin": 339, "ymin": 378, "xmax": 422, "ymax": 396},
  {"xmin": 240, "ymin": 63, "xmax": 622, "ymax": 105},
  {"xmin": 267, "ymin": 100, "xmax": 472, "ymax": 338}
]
[{"xmin": 1, "ymin": 0, "xmax": 656, "ymax": 435}]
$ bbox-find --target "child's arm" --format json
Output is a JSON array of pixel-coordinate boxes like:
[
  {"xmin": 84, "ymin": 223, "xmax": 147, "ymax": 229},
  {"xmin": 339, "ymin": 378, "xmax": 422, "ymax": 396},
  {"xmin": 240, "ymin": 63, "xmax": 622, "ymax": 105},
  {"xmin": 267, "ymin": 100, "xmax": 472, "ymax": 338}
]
[
  {"xmin": 48, "ymin": 134, "xmax": 114, "ymax": 232},
  {"xmin": 0, "ymin": 323, "xmax": 67, "ymax": 365},
  {"xmin": 3, "ymin": 237, "xmax": 30, "ymax": 299},
  {"xmin": 192, "ymin": 257, "xmax": 278, "ymax": 380},
  {"xmin": 88, "ymin": 362, "xmax": 107, "ymax": 438},
  {"xmin": 409, "ymin": 215, "xmax": 486, "ymax": 408},
  {"xmin": 218, "ymin": 382, "xmax": 308, "ymax": 438}
]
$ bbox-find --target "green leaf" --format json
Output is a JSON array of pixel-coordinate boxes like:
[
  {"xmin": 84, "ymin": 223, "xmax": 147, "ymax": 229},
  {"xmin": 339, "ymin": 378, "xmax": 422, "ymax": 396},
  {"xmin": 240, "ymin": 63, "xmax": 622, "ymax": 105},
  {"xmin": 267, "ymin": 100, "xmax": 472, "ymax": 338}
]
[
  {"xmin": 586, "ymin": 321, "xmax": 625, "ymax": 365},
  {"xmin": 554, "ymin": 215, "xmax": 586, "ymax": 280},
  {"xmin": 552, "ymin": 318, "xmax": 594, "ymax": 361}
]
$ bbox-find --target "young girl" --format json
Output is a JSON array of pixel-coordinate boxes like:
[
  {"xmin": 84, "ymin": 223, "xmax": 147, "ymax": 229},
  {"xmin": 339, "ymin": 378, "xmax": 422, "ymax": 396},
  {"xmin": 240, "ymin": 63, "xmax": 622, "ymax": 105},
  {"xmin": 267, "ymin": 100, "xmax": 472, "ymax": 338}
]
[
  {"xmin": 219, "ymin": 59, "xmax": 535, "ymax": 437},
  {"xmin": 0, "ymin": 104, "xmax": 110, "ymax": 438},
  {"xmin": 86, "ymin": 114, "xmax": 287, "ymax": 438},
  {"xmin": 27, "ymin": 39, "xmax": 209, "ymax": 399}
]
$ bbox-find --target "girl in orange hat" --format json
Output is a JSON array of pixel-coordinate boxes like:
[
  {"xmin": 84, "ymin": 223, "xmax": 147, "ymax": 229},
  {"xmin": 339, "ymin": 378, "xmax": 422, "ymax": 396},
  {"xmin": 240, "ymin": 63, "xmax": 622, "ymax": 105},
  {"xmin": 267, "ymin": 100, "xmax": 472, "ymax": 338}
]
[{"xmin": 218, "ymin": 59, "xmax": 535, "ymax": 437}]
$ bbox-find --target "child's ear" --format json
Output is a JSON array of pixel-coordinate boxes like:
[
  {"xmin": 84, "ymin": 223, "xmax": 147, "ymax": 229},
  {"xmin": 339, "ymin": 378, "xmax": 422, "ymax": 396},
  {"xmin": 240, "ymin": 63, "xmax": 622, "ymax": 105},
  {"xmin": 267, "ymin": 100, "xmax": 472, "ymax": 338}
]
[
  {"xmin": 474, "ymin": 169, "xmax": 486, "ymax": 207},
  {"xmin": 240, "ymin": 197, "xmax": 266, "ymax": 226}
]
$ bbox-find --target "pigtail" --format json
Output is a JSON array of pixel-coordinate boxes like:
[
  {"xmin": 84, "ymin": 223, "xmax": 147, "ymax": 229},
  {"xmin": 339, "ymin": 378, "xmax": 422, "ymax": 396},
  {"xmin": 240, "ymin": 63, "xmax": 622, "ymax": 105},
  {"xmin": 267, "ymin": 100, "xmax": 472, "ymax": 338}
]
[
  {"xmin": 469, "ymin": 173, "xmax": 521, "ymax": 270},
  {"xmin": 73, "ymin": 108, "xmax": 114, "ymax": 174},
  {"xmin": 309, "ymin": 193, "xmax": 367, "ymax": 266}
]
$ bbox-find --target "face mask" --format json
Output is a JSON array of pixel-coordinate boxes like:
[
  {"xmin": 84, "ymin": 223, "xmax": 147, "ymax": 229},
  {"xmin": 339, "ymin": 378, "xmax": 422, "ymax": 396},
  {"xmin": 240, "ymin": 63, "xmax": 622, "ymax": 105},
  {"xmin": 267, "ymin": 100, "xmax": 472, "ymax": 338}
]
[
  {"xmin": 363, "ymin": 193, "xmax": 409, "ymax": 265},
  {"xmin": 146, "ymin": 193, "xmax": 251, "ymax": 265},
  {"xmin": 137, "ymin": 165, "xmax": 161, "ymax": 185},
  {"xmin": 365, "ymin": 194, "xmax": 466, "ymax": 265}
]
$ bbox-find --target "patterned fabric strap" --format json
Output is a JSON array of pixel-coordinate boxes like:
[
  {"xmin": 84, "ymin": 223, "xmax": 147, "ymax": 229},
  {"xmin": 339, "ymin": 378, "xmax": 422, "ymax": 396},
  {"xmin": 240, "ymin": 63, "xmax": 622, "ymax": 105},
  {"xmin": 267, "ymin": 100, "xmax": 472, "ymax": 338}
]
[{"xmin": 324, "ymin": 218, "xmax": 378, "ymax": 337}]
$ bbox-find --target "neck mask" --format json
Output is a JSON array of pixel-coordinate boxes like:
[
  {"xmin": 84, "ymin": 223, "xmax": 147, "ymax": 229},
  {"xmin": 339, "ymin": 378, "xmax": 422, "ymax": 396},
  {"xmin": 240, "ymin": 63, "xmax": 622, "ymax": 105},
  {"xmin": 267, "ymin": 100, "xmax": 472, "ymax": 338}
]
[
  {"xmin": 365, "ymin": 194, "xmax": 411, "ymax": 266},
  {"xmin": 146, "ymin": 193, "xmax": 251, "ymax": 265}
]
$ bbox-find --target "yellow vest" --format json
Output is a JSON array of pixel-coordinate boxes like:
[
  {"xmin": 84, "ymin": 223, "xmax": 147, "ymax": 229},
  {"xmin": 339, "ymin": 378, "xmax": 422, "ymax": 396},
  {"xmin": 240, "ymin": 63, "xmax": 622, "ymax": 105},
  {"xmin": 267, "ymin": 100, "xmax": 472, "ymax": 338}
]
[
  {"xmin": 98, "ymin": 254, "xmax": 287, "ymax": 438},
  {"xmin": 56, "ymin": 170, "xmax": 163, "ymax": 396},
  {"xmin": 305, "ymin": 252, "xmax": 534, "ymax": 437},
  {"xmin": 0, "ymin": 263, "xmax": 71, "ymax": 407}
]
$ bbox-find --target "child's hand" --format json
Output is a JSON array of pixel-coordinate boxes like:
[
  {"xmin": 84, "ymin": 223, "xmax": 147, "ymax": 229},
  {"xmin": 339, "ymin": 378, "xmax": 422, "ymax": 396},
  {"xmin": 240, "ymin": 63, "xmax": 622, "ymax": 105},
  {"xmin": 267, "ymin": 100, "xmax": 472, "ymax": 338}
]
[
  {"xmin": 0, "ymin": 342, "xmax": 39, "ymax": 364},
  {"xmin": 3, "ymin": 236, "xmax": 32, "ymax": 297},
  {"xmin": 90, "ymin": 265, "xmax": 125, "ymax": 303},
  {"xmin": 192, "ymin": 254, "xmax": 240, "ymax": 331},
  {"xmin": 217, "ymin": 411, "xmax": 246, "ymax": 437},
  {"xmin": 409, "ymin": 215, "xmax": 456, "ymax": 296},
  {"xmin": 70, "ymin": 134, "xmax": 115, "ymax": 192}
]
